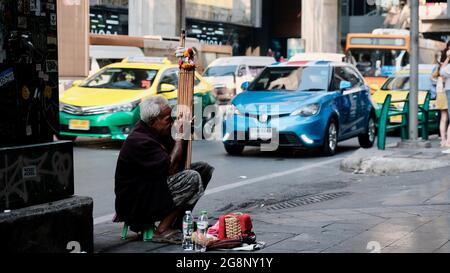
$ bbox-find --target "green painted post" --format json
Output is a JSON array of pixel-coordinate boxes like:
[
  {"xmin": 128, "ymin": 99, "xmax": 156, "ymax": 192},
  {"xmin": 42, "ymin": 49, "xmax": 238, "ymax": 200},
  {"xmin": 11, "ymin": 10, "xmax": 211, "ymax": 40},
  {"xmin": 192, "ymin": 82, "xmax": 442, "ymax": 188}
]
[
  {"xmin": 420, "ymin": 92, "xmax": 430, "ymax": 140},
  {"xmin": 377, "ymin": 94, "xmax": 391, "ymax": 150},
  {"xmin": 400, "ymin": 94, "xmax": 409, "ymax": 140}
]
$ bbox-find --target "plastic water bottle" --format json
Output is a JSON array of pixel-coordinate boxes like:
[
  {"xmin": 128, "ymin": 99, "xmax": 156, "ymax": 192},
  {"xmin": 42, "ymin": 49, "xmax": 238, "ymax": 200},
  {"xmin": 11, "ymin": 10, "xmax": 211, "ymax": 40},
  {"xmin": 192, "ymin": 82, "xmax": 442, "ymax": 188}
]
[
  {"xmin": 182, "ymin": 211, "xmax": 194, "ymax": 251},
  {"xmin": 196, "ymin": 210, "xmax": 209, "ymax": 252}
]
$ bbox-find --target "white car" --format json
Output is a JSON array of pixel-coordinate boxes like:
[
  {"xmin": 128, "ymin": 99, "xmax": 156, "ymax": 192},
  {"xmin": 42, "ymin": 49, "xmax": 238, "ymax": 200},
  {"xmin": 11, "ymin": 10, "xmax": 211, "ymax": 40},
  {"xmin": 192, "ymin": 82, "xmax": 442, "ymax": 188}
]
[{"xmin": 202, "ymin": 56, "xmax": 276, "ymax": 104}]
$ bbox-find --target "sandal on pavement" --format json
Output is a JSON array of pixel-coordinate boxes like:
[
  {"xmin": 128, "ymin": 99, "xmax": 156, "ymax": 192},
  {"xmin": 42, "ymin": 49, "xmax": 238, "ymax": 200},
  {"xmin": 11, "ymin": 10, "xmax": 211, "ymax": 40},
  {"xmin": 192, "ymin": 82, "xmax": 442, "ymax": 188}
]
[{"xmin": 151, "ymin": 229, "xmax": 183, "ymax": 244}]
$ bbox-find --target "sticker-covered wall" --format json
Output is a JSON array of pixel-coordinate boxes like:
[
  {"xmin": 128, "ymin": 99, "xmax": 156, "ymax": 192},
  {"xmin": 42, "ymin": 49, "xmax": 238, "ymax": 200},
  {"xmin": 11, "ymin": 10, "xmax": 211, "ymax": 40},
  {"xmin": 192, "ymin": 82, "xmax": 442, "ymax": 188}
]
[{"xmin": 0, "ymin": 0, "xmax": 59, "ymax": 147}]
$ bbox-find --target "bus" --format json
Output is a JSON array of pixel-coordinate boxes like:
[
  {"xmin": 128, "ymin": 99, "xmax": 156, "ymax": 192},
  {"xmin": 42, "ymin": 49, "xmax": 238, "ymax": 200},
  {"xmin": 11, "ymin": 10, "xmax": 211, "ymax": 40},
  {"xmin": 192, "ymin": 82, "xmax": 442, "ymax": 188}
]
[{"xmin": 345, "ymin": 28, "xmax": 444, "ymax": 93}]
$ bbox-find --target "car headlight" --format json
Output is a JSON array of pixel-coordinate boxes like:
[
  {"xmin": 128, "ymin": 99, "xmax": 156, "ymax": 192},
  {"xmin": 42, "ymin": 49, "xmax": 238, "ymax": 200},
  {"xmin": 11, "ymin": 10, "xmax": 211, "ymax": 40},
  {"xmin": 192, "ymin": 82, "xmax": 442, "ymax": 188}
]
[
  {"xmin": 107, "ymin": 100, "xmax": 140, "ymax": 113},
  {"xmin": 290, "ymin": 103, "xmax": 320, "ymax": 117}
]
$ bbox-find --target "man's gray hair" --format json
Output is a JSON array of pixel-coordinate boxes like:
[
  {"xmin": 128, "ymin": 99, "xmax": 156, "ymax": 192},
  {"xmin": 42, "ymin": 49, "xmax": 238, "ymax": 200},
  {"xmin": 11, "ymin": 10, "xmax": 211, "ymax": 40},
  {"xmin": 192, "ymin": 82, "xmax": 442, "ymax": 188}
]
[{"xmin": 140, "ymin": 96, "xmax": 170, "ymax": 123}]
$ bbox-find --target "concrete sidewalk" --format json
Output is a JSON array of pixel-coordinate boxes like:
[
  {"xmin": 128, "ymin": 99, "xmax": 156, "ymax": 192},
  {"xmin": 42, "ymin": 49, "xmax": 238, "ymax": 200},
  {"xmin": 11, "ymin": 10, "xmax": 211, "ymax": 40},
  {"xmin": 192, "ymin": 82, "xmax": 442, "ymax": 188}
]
[
  {"xmin": 341, "ymin": 135, "xmax": 450, "ymax": 175},
  {"xmin": 94, "ymin": 136, "xmax": 450, "ymax": 253}
]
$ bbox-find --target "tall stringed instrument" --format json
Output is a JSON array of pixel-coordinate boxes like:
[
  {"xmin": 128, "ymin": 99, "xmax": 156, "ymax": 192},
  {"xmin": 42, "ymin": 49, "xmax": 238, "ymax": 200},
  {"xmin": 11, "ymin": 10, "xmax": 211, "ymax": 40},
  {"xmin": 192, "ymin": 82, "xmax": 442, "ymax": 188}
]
[{"xmin": 177, "ymin": 29, "xmax": 195, "ymax": 170}]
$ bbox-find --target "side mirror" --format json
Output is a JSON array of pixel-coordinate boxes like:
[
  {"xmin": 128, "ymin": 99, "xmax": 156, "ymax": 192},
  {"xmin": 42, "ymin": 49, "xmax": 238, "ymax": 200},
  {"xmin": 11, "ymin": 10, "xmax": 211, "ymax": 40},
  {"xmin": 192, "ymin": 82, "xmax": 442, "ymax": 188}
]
[
  {"xmin": 72, "ymin": 80, "xmax": 83, "ymax": 87},
  {"xmin": 160, "ymin": 83, "xmax": 176, "ymax": 93},
  {"xmin": 369, "ymin": 84, "xmax": 380, "ymax": 91},
  {"xmin": 339, "ymin": 81, "xmax": 352, "ymax": 91},
  {"xmin": 241, "ymin": 81, "xmax": 250, "ymax": 91}
]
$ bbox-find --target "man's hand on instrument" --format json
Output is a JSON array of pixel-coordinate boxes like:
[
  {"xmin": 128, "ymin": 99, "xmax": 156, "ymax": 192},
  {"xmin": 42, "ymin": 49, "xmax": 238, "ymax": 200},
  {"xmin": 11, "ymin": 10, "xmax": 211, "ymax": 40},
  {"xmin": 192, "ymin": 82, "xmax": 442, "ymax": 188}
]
[
  {"xmin": 173, "ymin": 113, "xmax": 184, "ymax": 140},
  {"xmin": 173, "ymin": 113, "xmax": 196, "ymax": 140},
  {"xmin": 169, "ymin": 113, "xmax": 188, "ymax": 174}
]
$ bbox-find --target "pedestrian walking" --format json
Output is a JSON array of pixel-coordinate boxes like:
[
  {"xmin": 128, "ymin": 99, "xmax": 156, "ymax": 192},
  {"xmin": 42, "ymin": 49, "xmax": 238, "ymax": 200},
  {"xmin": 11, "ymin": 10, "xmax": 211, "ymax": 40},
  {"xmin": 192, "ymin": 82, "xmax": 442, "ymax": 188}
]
[{"xmin": 114, "ymin": 96, "xmax": 214, "ymax": 244}]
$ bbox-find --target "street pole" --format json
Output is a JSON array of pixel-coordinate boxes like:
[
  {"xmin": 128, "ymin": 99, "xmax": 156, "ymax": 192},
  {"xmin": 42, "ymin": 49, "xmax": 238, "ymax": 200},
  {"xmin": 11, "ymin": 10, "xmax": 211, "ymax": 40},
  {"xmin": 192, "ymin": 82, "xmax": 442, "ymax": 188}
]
[
  {"xmin": 448, "ymin": 0, "xmax": 450, "ymax": 19},
  {"xmin": 398, "ymin": 0, "xmax": 430, "ymax": 149},
  {"xmin": 176, "ymin": 0, "xmax": 186, "ymax": 36},
  {"xmin": 409, "ymin": 0, "xmax": 419, "ymax": 141}
]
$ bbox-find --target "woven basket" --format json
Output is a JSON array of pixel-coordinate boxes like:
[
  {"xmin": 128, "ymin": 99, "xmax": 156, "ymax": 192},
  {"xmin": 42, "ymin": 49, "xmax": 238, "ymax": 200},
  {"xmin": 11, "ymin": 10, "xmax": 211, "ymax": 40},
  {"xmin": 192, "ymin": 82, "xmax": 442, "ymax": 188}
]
[{"xmin": 224, "ymin": 216, "xmax": 242, "ymax": 238}]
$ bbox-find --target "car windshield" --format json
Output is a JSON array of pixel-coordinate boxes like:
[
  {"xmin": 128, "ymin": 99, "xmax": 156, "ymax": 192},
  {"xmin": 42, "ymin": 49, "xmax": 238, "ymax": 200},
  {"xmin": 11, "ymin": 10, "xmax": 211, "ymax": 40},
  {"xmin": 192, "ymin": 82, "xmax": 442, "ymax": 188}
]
[
  {"xmin": 347, "ymin": 49, "xmax": 406, "ymax": 77},
  {"xmin": 248, "ymin": 66, "xmax": 330, "ymax": 92},
  {"xmin": 203, "ymin": 65, "xmax": 237, "ymax": 77},
  {"xmin": 81, "ymin": 68, "xmax": 158, "ymax": 90},
  {"xmin": 381, "ymin": 74, "xmax": 432, "ymax": 91}
]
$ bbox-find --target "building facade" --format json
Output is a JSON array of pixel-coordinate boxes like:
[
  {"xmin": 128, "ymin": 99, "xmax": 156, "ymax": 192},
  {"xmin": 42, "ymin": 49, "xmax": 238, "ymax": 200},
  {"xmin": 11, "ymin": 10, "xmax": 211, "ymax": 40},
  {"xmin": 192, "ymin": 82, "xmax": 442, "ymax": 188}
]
[
  {"xmin": 301, "ymin": 0, "xmax": 340, "ymax": 53},
  {"xmin": 185, "ymin": 0, "xmax": 258, "ymax": 56},
  {"xmin": 420, "ymin": 0, "xmax": 450, "ymax": 42},
  {"xmin": 85, "ymin": 0, "xmax": 301, "ymax": 59},
  {"xmin": 89, "ymin": 0, "xmax": 129, "ymax": 35},
  {"xmin": 342, "ymin": 0, "xmax": 450, "ymax": 45}
]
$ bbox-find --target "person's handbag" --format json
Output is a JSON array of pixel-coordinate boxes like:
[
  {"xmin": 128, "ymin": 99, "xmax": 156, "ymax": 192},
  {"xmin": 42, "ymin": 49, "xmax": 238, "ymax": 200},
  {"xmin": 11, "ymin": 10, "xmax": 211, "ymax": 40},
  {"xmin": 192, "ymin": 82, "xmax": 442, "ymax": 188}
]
[
  {"xmin": 437, "ymin": 76, "xmax": 444, "ymax": 93},
  {"xmin": 218, "ymin": 212, "xmax": 253, "ymax": 240},
  {"xmin": 436, "ymin": 77, "xmax": 449, "ymax": 110}
]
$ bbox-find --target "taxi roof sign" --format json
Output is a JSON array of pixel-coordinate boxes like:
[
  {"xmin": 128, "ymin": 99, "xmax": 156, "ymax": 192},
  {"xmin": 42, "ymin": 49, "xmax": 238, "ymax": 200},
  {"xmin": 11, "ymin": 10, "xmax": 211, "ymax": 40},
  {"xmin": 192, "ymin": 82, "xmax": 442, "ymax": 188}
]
[{"xmin": 122, "ymin": 56, "xmax": 172, "ymax": 64}]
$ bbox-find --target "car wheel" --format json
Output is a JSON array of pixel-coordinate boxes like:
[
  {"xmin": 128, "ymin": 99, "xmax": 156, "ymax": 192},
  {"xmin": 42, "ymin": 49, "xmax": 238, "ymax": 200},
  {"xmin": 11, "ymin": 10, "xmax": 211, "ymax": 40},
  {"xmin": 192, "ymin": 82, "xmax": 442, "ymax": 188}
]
[
  {"xmin": 224, "ymin": 143, "xmax": 244, "ymax": 155},
  {"xmin": 56, "ymin": 134, "xmax": 77, "ymax": 141},
  {"xmin": 322, "ymin": 119, "xmax": 338, "ymax": 156},
  {"xmin": 358, "ymin": 115, "xmax": 376, "ymax": 148}
]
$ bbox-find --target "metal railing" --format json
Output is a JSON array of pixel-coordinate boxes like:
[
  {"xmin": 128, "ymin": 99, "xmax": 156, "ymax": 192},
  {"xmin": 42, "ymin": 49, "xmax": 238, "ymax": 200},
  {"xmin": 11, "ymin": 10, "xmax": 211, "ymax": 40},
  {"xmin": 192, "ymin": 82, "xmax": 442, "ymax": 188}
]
[{"xmin": 377, "ymin": 92, "xmax": 431, "ymax": 150}]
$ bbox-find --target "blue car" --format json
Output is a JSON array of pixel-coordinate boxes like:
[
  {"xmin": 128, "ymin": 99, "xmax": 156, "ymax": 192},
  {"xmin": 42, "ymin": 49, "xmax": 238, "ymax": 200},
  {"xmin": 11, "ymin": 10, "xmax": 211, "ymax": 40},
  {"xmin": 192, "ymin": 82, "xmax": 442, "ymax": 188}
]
[{"xmin": 222, "ymin": 60, "xmax": 376, "ymax": 156}]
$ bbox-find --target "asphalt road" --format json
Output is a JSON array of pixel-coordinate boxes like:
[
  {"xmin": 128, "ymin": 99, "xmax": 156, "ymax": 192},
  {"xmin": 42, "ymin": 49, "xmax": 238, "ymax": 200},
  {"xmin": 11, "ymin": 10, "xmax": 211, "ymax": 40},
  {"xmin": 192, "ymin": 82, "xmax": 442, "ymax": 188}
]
[{"xmin": 72, "ymin": 136, "xmax": 399, "ymax": 221}]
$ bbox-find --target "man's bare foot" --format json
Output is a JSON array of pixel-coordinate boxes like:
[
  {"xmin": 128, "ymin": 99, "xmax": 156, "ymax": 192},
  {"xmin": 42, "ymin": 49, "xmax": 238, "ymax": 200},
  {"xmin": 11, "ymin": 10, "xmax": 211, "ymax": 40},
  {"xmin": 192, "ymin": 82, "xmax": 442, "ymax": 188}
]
[{"xmin": 152, "ymin": 229, "xmax": 183, "ymax": 244}]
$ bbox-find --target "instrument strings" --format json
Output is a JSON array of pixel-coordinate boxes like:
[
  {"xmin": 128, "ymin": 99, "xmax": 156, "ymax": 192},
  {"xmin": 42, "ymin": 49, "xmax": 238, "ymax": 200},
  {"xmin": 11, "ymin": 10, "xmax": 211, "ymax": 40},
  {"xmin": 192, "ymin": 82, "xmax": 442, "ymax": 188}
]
[{"xmin": 177, "ymin": 30, "xmax": 194, "ymax": 170}]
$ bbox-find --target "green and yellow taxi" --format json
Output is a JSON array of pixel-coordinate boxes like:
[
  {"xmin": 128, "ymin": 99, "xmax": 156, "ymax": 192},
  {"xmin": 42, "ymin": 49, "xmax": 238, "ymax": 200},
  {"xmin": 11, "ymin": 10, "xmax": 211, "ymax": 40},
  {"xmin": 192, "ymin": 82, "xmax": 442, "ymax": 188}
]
[
  {"xmin": 59, "ymin": 57, "xmax": 215, "ymax": 140},
  {"xmin": 371, "ymin": 65, "xmax": 439, "ymax": 130}
]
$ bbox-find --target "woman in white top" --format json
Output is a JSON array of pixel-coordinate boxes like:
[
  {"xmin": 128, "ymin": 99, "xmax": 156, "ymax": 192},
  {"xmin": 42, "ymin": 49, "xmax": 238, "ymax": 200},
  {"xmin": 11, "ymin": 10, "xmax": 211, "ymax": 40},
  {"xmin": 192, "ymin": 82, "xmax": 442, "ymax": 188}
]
[
  {"xmin": 439, "ymin": 48, "xmax": 450, "ymax": 147},
  {"xmin": 432, "ymin": 53, "xmax": 448, "ymax": 147}
]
